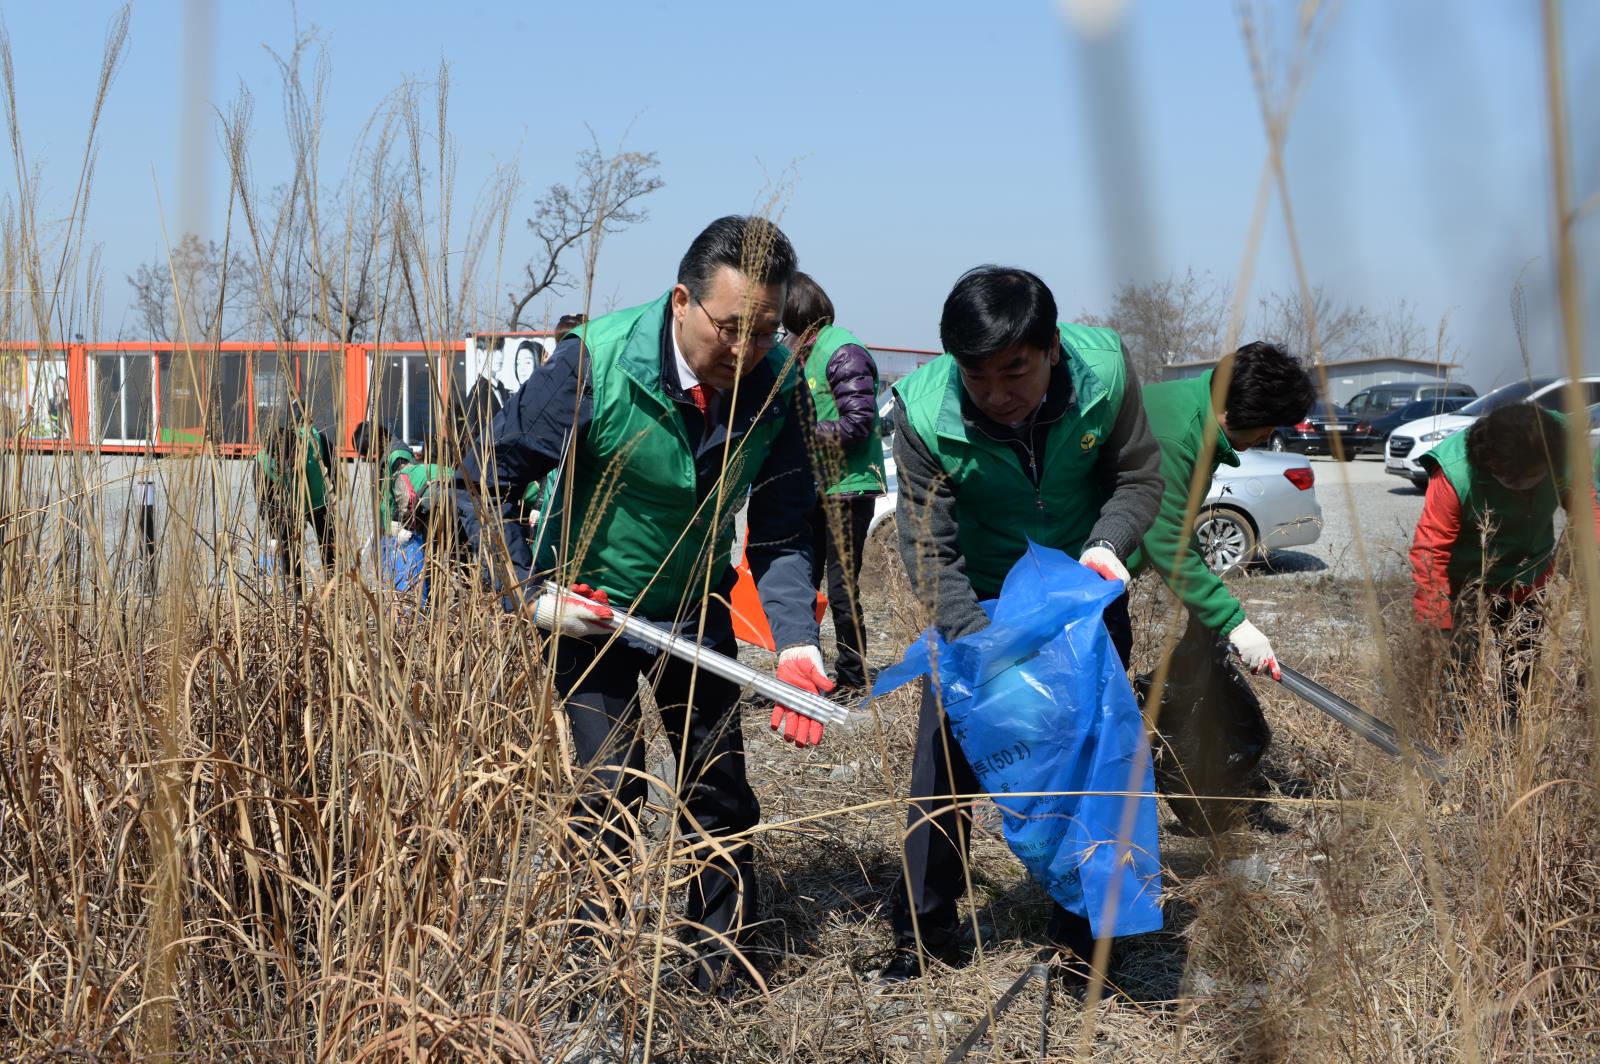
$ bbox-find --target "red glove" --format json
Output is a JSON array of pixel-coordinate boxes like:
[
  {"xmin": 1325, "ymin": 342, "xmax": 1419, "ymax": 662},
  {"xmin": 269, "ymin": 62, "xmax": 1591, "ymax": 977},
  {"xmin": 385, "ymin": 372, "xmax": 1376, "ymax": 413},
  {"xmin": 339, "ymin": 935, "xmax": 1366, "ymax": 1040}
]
[
  {"xmin": 771, "ymin": 645, "xmax": 833, "ymax": 748},
  {"xmin": 529, "ymin": 582, "xmax": 613, "ymax": 636}
]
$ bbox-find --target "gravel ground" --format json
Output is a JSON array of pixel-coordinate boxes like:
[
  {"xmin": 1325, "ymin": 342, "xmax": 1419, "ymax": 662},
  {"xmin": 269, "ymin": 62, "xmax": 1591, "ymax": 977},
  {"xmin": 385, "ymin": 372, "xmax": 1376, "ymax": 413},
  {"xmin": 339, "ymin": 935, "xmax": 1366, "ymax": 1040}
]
[{"xmin": 1254, "ymin": 453, "xmax": 1425, "ymax": 581}]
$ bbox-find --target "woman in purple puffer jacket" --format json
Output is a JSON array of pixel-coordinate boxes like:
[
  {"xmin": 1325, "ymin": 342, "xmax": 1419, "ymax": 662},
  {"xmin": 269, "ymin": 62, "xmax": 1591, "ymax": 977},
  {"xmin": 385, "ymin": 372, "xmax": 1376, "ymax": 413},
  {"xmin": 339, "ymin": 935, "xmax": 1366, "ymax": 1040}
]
[{"xmin": 783, "ymin": 272, "xmax": 887, "ymax": 693}]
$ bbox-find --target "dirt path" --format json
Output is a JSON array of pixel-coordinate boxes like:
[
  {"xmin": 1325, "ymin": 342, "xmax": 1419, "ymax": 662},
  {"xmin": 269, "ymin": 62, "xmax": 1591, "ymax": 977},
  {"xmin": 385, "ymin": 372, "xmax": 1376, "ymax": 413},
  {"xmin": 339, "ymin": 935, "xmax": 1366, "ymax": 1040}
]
[{"xmin": 693, "ymin": 533, "xmax": 1428, "ymax": 1060}]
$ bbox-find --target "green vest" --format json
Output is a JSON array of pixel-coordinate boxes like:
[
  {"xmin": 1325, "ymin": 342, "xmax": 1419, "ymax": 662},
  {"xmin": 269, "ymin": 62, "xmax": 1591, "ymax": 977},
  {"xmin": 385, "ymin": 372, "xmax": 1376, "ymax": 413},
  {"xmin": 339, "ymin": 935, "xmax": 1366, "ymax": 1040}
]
[
  {"xmin": 518, "ymin": 479, "xmax": 543, "ymax": 516},
  {"xmin": 894, "ymin": 323, "xmax": 1126, "ymax": 598},
  {"xmin": 535, "ymin": 292, "xmax": 797, "ymax": 615},
  {"xmin": 804, "ymin": 325, "xmax": 886, "ymax": 495},
  {"xmin": 1127, "ymin": 371, "xmax": 1246, "ymax": 635},
  {"xmin": 394, "ymin": 462, "xmax": 453, "ymax": 529},
  {"xmin": 256, "ymin": 424, "xmax": 329, "ymax": 512},
  {"xmin": 1419, "ymin": 422, "xmax": 1566, "ymax": 589},
  {"xmin": 377, "ymin": 444, "xmax": 416, "ymax": 526}
]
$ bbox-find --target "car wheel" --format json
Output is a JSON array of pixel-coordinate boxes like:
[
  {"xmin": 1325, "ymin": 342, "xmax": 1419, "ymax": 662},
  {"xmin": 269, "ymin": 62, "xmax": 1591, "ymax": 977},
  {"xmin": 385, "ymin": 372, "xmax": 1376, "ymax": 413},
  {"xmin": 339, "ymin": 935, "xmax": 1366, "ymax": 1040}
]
[
  {"xmin": 1196, "ymin": 507, "xmax": 1258, "ymax": 575},
  {"xmin": 1410, "ymin": 475, "xmax": 1428, "ymax": 492},
  {"xmin": 1268, "ymin": 433, "xmax": 1285, "ymax": 453}
]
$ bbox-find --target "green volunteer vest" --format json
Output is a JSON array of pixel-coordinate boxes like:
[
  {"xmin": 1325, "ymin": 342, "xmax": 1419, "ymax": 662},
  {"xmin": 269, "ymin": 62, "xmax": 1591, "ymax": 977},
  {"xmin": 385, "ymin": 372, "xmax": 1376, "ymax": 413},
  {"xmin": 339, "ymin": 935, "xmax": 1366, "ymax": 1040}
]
[
  {"xmin": 518, "ymin": 479, "xmax": 542, "ymax": 516},
  {"xmin": 895, "ymin": 323, "xmax": 1127, "ymax": 598},
  {"xmin": 1419, "ymin": 422, "xmax": 1566, "ymax": 589},
  {"xmin": 1125, "ymin": 371, "xmax": 1246, "ymax": 633},
  {"xmin": 1126, "ymin": 372, "xmax": 1241, "ymax": 578},
  {"xmin": 804, "ymin": 324, "xmax": 886, "ymax": 495},
  {"xmin": 377, "ymin": 444, "xmax": 415, "ymax": 526},
  {"xmin": 535, "ymin": 292, "xmax": 797, "ymax": 615},
  {"xmin": 256, "ymin": 424, "xmax": 330, "ymax": 512},
  {"xmin": 397, "ymin": 462, "xmax": 450, "ymax": 492}
]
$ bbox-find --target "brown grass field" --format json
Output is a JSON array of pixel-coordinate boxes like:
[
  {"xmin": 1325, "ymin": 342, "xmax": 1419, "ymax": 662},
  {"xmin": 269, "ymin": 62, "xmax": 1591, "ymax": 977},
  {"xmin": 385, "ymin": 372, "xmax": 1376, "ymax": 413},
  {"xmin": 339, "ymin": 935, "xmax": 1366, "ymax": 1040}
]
[{"xmin": 1, "ymin": 509, "xmax": 1597, "ymax": 1061}]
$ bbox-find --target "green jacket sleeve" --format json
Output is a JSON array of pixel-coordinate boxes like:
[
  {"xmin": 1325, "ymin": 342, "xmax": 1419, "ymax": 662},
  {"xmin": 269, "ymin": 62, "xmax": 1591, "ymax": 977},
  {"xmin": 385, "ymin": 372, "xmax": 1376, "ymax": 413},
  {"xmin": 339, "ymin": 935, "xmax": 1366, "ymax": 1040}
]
[{"xmin": 1138, "ymin": 431, "xmax": 1247, "ymax": 637}]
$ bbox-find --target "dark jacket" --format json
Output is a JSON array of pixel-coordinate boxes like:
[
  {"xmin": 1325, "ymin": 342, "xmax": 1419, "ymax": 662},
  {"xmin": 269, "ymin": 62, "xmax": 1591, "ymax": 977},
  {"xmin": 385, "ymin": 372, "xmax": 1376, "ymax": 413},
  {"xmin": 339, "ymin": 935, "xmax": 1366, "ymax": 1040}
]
[{"xmin": 812, "ymin": 342, "xmax": 880, "ymax": 452}]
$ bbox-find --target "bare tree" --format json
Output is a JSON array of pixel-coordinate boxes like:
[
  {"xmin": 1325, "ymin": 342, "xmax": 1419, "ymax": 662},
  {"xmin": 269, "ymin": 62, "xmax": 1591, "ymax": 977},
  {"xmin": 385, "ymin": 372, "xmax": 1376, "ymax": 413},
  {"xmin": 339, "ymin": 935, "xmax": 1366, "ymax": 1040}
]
[
  {"xmin": 1254, "ymin": 286, "xmax": 1373, "ymax": 363},
  {"xmin": 305, "ymin": 164, "xmax": 405, "ymax": 343},
  {"xmin": 1356, "ymin": 299, "xmax": 1434, "ymax": 363},
  {"xmin": 1081, "ymin": 268, "xmax": 1232, "ymax": 377},
  {"xmin": 249, "ymin": 179, "xmax": 317, "ymax": 341},
  {"xmin": 225, "ymin": 50, "xmax": 415, "ymax": 345},
  {"xmin": 506, "ymin": 142, "xmax": 663, "ymax": 329},
  {"xmin": 126, "ymin": 233, "xmax": 253, "ymax": 342}
]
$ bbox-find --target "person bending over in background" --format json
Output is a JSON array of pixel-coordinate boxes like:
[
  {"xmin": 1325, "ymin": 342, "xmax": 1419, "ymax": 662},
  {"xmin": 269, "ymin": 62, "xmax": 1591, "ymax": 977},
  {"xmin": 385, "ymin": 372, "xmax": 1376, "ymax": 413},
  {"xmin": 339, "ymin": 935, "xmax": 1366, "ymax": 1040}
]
[
  {"xmin": 255, "ymin": 401, "xmax": 338, "ymax": 594},
  {"xmin": 1410, "ymin": 402, "xmax": 1600, "ymax": 719},
  {"xmin": 783, "ymin": 271, "xmax": 886, "ymax": 694},
  {"xmin": 352, "ymin": 420, "xmax": 418, "ymax": 531}
]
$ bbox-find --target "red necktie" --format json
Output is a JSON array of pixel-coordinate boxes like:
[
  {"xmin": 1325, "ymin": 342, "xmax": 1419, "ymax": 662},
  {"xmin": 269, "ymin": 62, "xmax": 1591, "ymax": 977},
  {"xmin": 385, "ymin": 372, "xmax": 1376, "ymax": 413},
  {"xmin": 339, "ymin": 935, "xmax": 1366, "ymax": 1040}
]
[{"xmin": 687, "ymin": 383, "xmax": 712, "ymax": 414}]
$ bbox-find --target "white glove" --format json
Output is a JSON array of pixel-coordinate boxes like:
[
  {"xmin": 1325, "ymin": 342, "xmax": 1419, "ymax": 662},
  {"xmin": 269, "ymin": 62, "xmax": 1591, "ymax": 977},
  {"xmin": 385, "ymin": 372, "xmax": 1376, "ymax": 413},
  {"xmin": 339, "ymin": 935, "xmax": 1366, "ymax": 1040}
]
[
  {"xmin": 1228, "ymin": 620, "xmax": 1280, "ymax": 680},
  {"xmin": 389, "ymin": 522, "xmax": 413, "ymax": 546},
  {"xmin": 528, "ymin": 583, "xmax": 613, "ymax": 637},
  {"xmin": 1078, "ymin": 545, "xmax": 1129, "ymax": 585}
]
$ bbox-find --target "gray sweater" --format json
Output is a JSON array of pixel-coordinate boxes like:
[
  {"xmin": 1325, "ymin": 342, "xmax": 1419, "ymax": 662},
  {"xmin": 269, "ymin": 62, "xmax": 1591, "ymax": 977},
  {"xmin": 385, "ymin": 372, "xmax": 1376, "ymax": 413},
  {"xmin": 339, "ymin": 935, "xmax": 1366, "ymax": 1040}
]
[{"xmin": 892, "ymin": 347, "xmax": 1163, "ymax": 640}]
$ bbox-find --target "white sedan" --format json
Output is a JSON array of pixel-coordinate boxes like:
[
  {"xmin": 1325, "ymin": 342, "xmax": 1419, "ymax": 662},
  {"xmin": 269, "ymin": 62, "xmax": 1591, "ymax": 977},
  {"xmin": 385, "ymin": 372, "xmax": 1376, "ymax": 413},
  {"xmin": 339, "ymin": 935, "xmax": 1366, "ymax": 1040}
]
[
  {"xmin": 1387, "ymin": 376, "xmax": 1600, "ymax": 490},
  {"xmin": 869, "ymin": 426, "xmax": 1321, "ymax": 575},
  {"xmin": 1194, "ymin": 450, "xmax": 1323, "ymax": 573}
]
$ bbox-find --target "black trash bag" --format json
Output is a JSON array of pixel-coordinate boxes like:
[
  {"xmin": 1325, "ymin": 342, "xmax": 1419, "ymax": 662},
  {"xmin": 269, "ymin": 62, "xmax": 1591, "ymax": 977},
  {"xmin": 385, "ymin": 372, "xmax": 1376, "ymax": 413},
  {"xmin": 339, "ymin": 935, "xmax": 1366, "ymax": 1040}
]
[{"xmin": 1134, "ymin": 614, "xmax": 1271, "ymax": 835}]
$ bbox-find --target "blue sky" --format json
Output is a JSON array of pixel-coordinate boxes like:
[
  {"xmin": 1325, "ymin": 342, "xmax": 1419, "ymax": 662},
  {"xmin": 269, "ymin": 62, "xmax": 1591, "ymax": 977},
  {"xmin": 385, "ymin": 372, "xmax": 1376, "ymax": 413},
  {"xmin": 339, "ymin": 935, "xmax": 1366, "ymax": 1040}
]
[{"xmin": 2, "ymin": 0, "xmax": 1596, "ymax": 386}]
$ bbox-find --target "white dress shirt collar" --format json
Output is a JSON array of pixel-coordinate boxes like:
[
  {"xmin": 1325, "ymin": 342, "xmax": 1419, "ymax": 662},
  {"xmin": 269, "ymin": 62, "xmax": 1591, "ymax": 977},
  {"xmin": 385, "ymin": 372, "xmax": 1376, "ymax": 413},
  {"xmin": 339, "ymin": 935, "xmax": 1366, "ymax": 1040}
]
[{"xmin": 670, "ymin": 320, "xmax": 704, "ymax": 392}]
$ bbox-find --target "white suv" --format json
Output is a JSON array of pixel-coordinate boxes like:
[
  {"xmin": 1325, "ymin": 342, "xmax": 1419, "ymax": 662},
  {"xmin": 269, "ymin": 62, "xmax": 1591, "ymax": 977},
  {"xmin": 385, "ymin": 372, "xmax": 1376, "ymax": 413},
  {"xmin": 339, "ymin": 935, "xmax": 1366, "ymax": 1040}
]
[{"xmin": 1386, "ymin": 376, "xmax": 1600, "ymax": 490}]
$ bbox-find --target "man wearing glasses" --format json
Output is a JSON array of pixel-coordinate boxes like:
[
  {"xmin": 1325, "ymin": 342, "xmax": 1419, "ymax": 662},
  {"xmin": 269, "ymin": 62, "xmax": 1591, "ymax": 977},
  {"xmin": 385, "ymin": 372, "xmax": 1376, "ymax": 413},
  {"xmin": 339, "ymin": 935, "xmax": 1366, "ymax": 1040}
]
[{"xmin": 457, "ymin": 215, "xmax": 829, "ymax": 995}]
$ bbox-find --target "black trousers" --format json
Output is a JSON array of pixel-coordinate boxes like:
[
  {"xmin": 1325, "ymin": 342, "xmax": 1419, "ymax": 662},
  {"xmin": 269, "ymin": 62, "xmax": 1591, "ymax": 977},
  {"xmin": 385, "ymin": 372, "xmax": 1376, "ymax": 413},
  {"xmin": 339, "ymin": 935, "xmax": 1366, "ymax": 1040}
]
[
  {"xmin": 891, "ymin": 592, "xmax": 1134, "ymax": 961},
  {"xmin": 1449, "ymin": 590, "xmax": 1544, "ymax": 721},
  {"xmin": 809, "ymin": 494, "xmax": 876, "ymax": 688},
  {"xmin": 264, "ymin": 503, "xmax": 334, "ymax": 593},
  {"xmin": 551, "ymin": 607, "xmax": 759, "ymax": 985}
]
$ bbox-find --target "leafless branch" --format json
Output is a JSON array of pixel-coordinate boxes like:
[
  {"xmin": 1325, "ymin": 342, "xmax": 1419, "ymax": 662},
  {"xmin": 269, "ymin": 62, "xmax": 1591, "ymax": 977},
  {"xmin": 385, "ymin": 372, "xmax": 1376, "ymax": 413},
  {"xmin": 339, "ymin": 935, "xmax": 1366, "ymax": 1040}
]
[{"xmin": 506, "ymin": 140, "xmax": 663, "ymax": 329}]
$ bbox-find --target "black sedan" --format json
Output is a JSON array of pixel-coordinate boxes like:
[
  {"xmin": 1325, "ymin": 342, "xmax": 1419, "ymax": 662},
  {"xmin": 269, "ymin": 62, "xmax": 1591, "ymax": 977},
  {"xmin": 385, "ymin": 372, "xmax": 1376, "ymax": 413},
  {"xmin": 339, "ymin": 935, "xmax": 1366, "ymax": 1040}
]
[
  {"xmin": 1360, "ymin": 395, "xmax": 1473, "ymax": 453},
  {"xmin": 1267, "ymin": 401, "xmax": 1377, "ymax": 460}
]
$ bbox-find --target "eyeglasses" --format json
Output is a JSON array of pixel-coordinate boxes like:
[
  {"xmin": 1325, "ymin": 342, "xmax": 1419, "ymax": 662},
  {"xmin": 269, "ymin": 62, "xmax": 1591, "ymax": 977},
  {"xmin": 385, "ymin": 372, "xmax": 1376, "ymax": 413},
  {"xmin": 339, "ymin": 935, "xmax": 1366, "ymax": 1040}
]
[{"xmin": 695, "ymin": 296, "xmax": 788, "ymax": 349}]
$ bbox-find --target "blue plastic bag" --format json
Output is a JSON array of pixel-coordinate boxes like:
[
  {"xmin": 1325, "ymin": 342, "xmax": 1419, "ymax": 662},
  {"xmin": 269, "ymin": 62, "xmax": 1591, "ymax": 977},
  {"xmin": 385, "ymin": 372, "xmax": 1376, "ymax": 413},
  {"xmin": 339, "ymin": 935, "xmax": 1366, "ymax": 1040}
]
[
  {"xmin": 871, "ymin": 541, "xmax": 1162, "ymax": 939},
  {"xmin": 378, "ymin": 534, "xmax": 427, "ymax": 593}
]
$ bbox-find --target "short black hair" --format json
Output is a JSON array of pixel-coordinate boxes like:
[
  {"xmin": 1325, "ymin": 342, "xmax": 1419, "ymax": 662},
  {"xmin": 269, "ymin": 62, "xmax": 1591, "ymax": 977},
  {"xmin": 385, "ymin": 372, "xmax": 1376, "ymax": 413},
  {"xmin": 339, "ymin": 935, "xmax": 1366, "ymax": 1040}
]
[
  {"xmin": 782, "ymin": 271, "xmax": 835, "ymax": 341},
  {"xmin": 351, "ymin": 419, "xmax": 378, "ymax": 458},
  {"xmin": 1466, "ymin": 402, "xmax": 1565, "ymax": 482},
  {"xmin": 939, "ymin": 266, "xmax": 1058, "ymax": 369},
  {"xmin": 1220, "ymin": 341, "xmax": 1318, "ymax": 429},
  {"xmin": 677, "ymin": 215, "xmax": 798, "ymax": 300},
  {"xmin": 352, "ymin": 418, "xmax": 403, "ymax": 459},
  {"xmin": 554, "ymin": 313, "xmax": 587, "ymax": 336}
]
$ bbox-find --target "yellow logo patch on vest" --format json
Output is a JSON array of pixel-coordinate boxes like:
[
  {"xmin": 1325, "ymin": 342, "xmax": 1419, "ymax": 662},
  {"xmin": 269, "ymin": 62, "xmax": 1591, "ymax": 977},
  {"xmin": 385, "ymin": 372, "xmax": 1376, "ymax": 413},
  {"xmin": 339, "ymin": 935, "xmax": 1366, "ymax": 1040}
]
[{"xmin": 1080, "ymin": 432, "xmax": 1099, "ymax": 452}]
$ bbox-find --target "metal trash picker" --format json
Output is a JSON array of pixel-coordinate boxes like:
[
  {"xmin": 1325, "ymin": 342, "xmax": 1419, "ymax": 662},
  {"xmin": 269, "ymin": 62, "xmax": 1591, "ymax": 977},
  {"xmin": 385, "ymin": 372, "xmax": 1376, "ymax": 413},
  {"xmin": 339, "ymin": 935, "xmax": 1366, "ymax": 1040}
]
[
  {"xmin": 1272, "ymin": 662, "xmax": 1448, "ymax": 784},
  {"xmin": 543, "ymin": 581, "xmax": 852, "ymax": 727}
]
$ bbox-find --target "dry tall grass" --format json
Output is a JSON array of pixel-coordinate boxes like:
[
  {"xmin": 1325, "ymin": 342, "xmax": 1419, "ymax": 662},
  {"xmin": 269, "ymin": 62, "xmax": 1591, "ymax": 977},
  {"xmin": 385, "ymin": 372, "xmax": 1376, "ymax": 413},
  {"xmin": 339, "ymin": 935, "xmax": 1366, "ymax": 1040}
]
[{"xmin": 2, "ymin": 3, "xmax": 1599, "ymax": 1062}]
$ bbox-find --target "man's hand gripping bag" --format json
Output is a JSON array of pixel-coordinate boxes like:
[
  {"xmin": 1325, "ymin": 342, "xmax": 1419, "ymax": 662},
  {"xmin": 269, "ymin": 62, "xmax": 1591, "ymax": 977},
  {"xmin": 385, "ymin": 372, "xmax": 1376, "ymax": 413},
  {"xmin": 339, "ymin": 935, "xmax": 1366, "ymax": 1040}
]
[{"xmin": 871, "ymin": 542, "xmax": 1162, "ymax": 939}]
